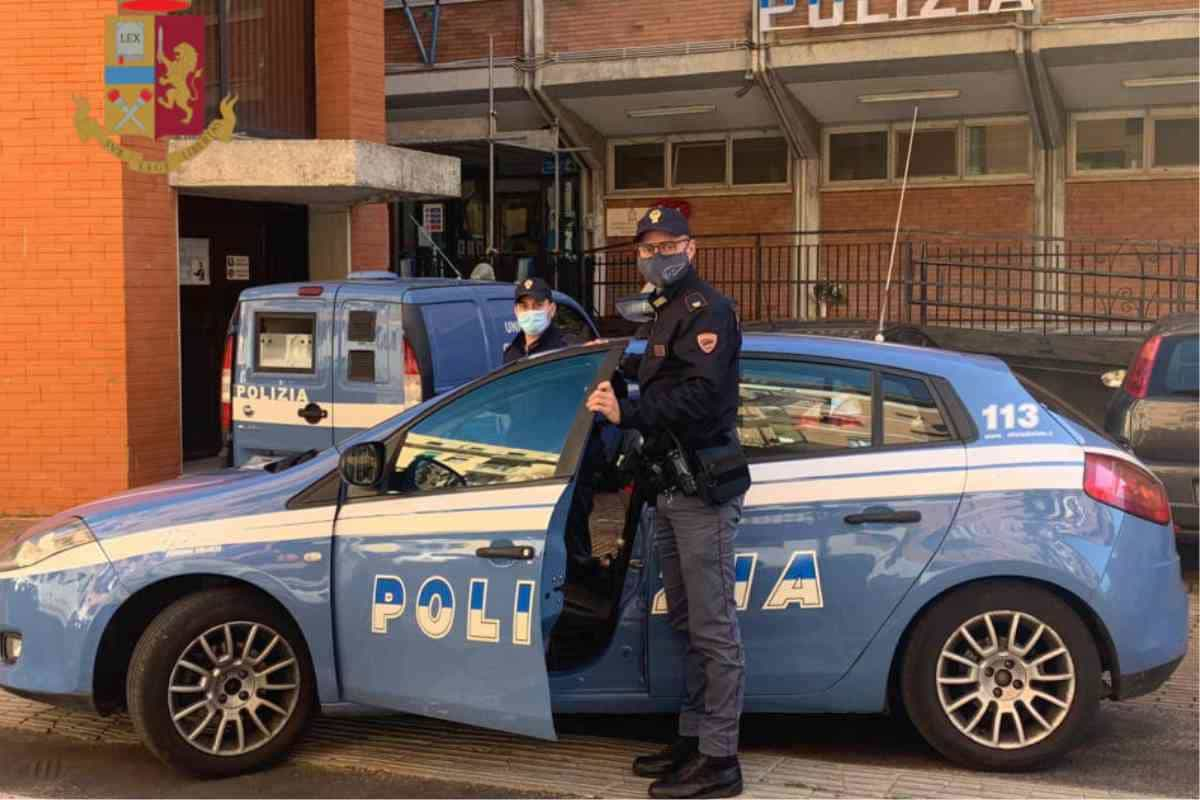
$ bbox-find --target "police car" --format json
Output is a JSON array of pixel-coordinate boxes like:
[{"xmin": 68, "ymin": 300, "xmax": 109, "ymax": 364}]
[{"xmin": 0, "ymin": 336, "xmax": 1187, "ymax": 777}]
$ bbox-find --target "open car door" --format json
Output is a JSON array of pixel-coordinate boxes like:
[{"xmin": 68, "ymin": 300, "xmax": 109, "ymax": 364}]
[{"xmin": 331, "ymin": 343, "xmax": 624, "ymax": 739}]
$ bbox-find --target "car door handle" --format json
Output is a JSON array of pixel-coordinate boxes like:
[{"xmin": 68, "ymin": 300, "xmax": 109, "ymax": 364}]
[
  {"xmin": 297, "ymin": 402, "xmax": 328, "ymax": 425},
  {"xmin": 475, "ymin": 545, "xmax": 536, "ymax": 560},
  {"xmin": 844, "ymin": 509, "xmax": 922, "ymax": 525}
]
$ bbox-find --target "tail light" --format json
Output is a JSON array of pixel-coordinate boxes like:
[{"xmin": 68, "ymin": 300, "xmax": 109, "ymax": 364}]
[
  {"xmin": 219, "ymin": 333, "xmax": 234, "ymax": 440},
  {"xmin": 1084, "ymin": 452, "xmax": 1171, "ymax": 525},
  {"xmin": 1122, "ymin": 335, "xmax": 1161, "ymax": 399},
  {"xmin": 403, "ymin": 340, "xmax": 423, "ymax": 405}
]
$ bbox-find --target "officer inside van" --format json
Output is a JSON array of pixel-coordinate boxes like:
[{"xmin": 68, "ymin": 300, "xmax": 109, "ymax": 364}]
[{"xmin": 503, "ymin": 277, "xmax": 566, "ymax": 364}]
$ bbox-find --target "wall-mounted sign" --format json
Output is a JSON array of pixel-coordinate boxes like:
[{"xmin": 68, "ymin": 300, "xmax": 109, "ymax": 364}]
[
  {"xmin": 422, "ymin": 203, "xmax": 445, "ymax": 234},
  {"xmin": 226, "ymin": 254, "xmax": 250, "ymax": 281},
  {"xmin": 606, "ymin": 206, "xmax": 649, "ymax": 239},
  {"xmin": 760, "ymin": 0, "xmax": 1034, "ymax": 32},
  {"xmin": 179, "ymin": 237, "xmax": 210, "ymax": 286},
  {"xmin": 542, "ymin": 154, "xmax": 580, "ymax": 176}
]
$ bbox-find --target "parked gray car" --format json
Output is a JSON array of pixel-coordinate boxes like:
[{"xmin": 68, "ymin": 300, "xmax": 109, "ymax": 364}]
[{"xmin": 1103, "ymin": 313, "xmax": 1199, "ymax": 544}]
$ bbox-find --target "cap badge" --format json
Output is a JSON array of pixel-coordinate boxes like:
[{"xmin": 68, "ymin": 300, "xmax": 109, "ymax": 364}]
[
  {"xmin": 523, "ymin": 279, "xmax": 533, "ymax": 289},
  {"xmin": 649, "ymin": 208, "xmax": 662, "ymax": 224}
]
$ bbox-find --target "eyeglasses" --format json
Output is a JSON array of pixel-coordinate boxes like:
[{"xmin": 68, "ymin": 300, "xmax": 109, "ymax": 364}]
[{"xmin": 636, "ymin": 238, "xmax": 691, "ymax": 259}]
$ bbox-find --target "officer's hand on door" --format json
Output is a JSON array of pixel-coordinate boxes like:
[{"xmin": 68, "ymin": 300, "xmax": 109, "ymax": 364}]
[{"xmin": 586, "ymin": 381, "xmax": 621, "ymax": 425}]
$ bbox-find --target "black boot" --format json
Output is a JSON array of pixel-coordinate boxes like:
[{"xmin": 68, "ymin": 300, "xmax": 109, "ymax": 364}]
[
  {"xmin": 648, "ymin": 753, "xmax": 743, "ymax": 799},
  {"xmin": 632, "ymin": 736, "xmax": 699, "ymax": 778}
]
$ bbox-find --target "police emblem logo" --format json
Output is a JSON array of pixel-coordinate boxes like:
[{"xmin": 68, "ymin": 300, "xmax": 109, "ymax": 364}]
[
  {"xmin": 71, "ymin": 0, "xmax": 239, "ymax": 174},
  {"xmin": 649, "ymin": 208, "xmax": 662, "ymax": 224},
  {"xmin": 523, "ymin": 279, "xmax": 533, "ymax": 289},
  {"xmin": 697, "ymin": 332, "xmax": 718, "ymax": 354}
]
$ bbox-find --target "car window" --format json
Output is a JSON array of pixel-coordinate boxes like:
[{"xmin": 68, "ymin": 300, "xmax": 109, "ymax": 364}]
[
  {"xmin": 1155, "ymin": 334, "xmax": 1199, "ymax": 397},
  {"xmin": 881, "ymin": 373, "xmax": 953, "ymax": 446},
  {"xmin": 387, "ymin": 351, "xmax": 605, "ymax": 494},
  {"xmin": 555, "ymin": 303, "xmax": 595, "ymax": 345},
  {"xmin": 255, "ymin": 313, "xmax": 315, "ymax": 374},
  {"xmin": 738, "ymin": 359, "xmax": 873, "ymax": 458}
]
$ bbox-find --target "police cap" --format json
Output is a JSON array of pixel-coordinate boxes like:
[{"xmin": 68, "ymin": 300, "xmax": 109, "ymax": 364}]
[
  {"xmin": 515, "ymin": 276, "xmax": 553, "ymax": 303},
  {"xmin": 636, "ymin": 206, "xmax": 690, "ymax": 241}
]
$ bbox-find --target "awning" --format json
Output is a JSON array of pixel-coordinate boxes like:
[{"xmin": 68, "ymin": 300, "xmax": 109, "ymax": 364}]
[{"xmin": 168, "ymin": 138, "xmax": 461, "ymax": 205}]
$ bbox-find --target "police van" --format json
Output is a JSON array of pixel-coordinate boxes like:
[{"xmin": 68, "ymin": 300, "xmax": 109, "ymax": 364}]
[{"xmin": 220, "ymin": 272, "xmax": 597, "ymax": 467}]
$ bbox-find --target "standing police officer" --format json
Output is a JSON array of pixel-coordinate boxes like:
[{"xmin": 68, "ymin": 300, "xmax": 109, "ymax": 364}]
[
  {"xmin": 504, "ymin": 277, "xmax": 565, "ymax": 364},
  {"xmin": 586, "ymin": 207, "xmax": 748, "ymax": 799}
]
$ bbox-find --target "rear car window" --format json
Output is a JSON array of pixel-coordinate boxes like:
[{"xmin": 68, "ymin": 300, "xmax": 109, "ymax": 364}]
[
  {"xmin": 738, "ymin": 359, "xmax": 873, "ymax": 457},
  {"xmin": 255, "ymin": 313, "xmax": 315, "ymax": 373},
  {"xmin": 1154, "ymin": 334, "xmax": 1199, "ymax": 397},
  {"xmin": 881, "ymin": 373, "xmax": 953, "ymax": 446}
]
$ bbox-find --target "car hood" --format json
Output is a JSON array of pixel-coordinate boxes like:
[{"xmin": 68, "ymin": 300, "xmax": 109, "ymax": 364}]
[{"xmin": 57, "ymin": 455, "xmax": 339, "ymax": 542}]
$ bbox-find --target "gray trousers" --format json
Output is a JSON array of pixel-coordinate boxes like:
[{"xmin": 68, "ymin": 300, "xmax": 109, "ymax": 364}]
[{"xmin": 654, "ymin": 491, "xmax": 746, "ymax": 757}]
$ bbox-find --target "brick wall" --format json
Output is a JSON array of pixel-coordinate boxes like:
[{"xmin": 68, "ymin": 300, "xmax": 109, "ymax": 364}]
[
  {"xmin": 1065, "ymin": 179, "xmax": 1200, "ymax": 243},
  {"xmin": 1042, "ymin": 0, "xmax": 1198, "ymax": 20},
  {"xmin": 546, "ymin": 0, "xmax": 749, "ymax": 54},
  {"xmin": 0, "ymin": 2, "xmax": 148, "ymax": 514},
  {"xmin": 385, "ymin": 1, "xmax": 522, "ymax": 64},
  {"xmin": 317, "ymin": 0, "xmax": 390, "ymax": 269}
]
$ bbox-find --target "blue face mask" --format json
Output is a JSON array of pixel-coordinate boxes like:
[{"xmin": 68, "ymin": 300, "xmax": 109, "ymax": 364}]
[{"xmin": 517, "ymin": 308, "xmax": 551, "ymax": 337}]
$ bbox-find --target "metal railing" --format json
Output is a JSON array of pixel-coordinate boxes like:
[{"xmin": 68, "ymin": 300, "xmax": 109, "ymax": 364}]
[{"xmin": 569, "ymin": 230, "xmax": 1199, "ymax": 336}]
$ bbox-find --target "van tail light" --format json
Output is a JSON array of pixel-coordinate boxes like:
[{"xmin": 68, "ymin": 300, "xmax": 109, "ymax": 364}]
[
  {"xmin": 220, "ymin": 333, "xmax": 234, "ymax": 439},
  {"xmin": 1084, "ymin": 452, "xmax": 1171, "ymax": 525},
  {"xmin": 403, "ymin": 340, "xmax": 423, "ymax": 404},
  {"xmin": 1122, "ymin": 334, "xmax": 1161, "ymax": 399}
]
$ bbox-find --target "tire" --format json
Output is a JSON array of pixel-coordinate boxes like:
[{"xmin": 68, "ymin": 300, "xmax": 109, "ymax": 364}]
[
  {"xmin": 900, "ymin": 580, "xmax": 1101, "ymax": 771},
  {"xmin": 127, "ymin": 587, "xmax": 316, "ymax": 777}
]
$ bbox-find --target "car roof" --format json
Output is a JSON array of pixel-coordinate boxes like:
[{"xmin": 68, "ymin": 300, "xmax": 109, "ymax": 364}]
[
  {"xmin": 239, "ymin": 275, "xmax": 576, "ymax": 305},
  {"xmin": 1151, "ymin": 312, "xmax": 1199, "ymax": 337},
  {"xmin": 555, "ymin": 333, "xmax": 1010, "ymax": 382}
]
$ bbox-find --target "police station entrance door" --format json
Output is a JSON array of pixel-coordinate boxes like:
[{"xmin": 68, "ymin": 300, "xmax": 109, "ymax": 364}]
[{"xmin": 178, "ymin": 196, "xmax": 308, "ymax": 460}]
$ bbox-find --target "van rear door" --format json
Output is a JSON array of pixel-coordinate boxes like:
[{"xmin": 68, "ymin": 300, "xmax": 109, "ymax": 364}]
[
  {"xmin": 232, "ymin": 293, "xmax": 334, "ymax": 465},
  {"xmin": 332, "ymin": 298, "xmax": 409, "ymax": 444},
  {"xmin": 409, "ymin": 286, "xmax": 495, "ymax": 395}
]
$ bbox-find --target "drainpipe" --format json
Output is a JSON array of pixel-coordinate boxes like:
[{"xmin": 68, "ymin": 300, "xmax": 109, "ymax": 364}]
[{"xmin": 751, "ymin": 1, "xmax": 822, "ymax": 318}]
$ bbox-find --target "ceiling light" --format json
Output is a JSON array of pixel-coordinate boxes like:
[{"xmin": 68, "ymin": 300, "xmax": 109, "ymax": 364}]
[
  {"xmin": 626, "ymin": 105, "xmax": 716, "ymax": 119},
  {"xmin": 858, "ymin": 89, "xmax": 960, "ymax": 104},
  {"xmin": 1122, "ymin": 75, "xmax": 1199, "ymax": 89}
]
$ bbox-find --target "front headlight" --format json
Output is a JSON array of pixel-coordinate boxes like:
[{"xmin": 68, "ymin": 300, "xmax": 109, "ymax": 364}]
[{"xmin": 0, "ymin": 517, "xmax": 97, "ymax": 572}]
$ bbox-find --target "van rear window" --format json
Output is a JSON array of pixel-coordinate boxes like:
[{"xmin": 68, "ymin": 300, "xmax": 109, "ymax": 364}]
[
  {"xmin": 1155, "ymin": 335, "xmax": 1199, "ymax": 397},
  {"xmin": 255, "ymin": 313, "xmax": 315, "ymax": 373}
]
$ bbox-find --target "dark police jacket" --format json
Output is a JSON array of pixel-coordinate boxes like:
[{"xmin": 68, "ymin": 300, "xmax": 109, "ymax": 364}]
[
  {"xmin": 618, "ymin": 268, "xmax": 741, "ymax": 452},
  {"xmin": 502, "ymin": 321, "xmax": 566, "ymax": 365}
]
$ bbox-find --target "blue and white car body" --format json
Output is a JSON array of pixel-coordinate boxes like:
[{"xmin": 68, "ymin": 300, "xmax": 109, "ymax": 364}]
[{"xmin": 0, "ymin": 335, "xmax": 1187, "ymax": 773}]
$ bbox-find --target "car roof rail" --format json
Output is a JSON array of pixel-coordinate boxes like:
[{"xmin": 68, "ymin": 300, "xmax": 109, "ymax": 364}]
[{"xmin": 348, "ymin": 270, "xmax": 400, "ymax": 281}]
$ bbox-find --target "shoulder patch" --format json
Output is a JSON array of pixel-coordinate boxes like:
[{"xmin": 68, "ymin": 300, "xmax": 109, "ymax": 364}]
[{"xmin": 686, "ymin": 292, "xmax": 707, "ymax": 312}]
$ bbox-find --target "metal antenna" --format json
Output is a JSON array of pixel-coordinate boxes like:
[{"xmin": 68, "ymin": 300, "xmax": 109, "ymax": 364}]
[
  {"xmin": 875, "ymin": 104, "xmax": 919, "ymax": 343},
  {"xmin": 411, "ymin": 215, "xmax": 462, "ymax": 278}
]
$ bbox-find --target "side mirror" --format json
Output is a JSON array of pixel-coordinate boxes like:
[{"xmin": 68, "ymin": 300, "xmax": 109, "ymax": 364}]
[
  {"xmin": 615, "ymin": 292, "xmax": 655, "ymax": 324},
  {"xmin": 340, "ymin": 442, "xmax": 386, "ymax": 487},
  {"xmin": 1101, "ymin": 369, "xmax": 1127, "ymax": 389}
]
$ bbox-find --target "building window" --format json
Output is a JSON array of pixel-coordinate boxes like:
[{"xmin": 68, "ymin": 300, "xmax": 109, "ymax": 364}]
[
  {"xmin": 895, "ymin": 126, "xmax": 957, "ymax": 179},
  {"xmin": 733, "ymin": 136, "xmax": 790, "ymax": 185},
  {"xmin": 609, "ymin": 133, "xmax": 790, "ymax": 193},
  {"xmin": 826, "ymin": 118, "xmax": 1033, "ymax": 186},
  {"xmin": 614, "ymin": 142, "xmax": 666, "ymax": 191},
  {"xmin": 188, "ymin": 0, "xmax": 315, "ymax": 139},
  {"xmin": 1070, "ymin": 109, "xmax": 1199, "ymax": 176},
  {"xmin": 828, "ymin": 130, "xmax": 888, "ymax": 182},
  {"xmin": 1075, "ymin": 116, "xmax": 1145, "ymax": 171},
  {"xmin": 966, "ymin": 121, "xmax": 1030, "ymax": 176},
  {"xmin": 1153, "ymin": 116, "xmax": 1199, "ymax": 169},
  {"xmin": 673, "ymin": 140, "xmax": 726, "ymax": 186}
]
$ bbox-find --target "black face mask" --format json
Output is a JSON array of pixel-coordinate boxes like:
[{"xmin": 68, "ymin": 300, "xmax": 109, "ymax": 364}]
[{"xmin": 637, "ymin": 252, "xmax": 691, "ymax": 288}]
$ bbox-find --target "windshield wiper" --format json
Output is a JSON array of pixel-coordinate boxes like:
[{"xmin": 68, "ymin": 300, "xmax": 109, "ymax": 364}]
[{"xmin": 265, "ymin": 449, "xmax": 320, "ymax": 473}]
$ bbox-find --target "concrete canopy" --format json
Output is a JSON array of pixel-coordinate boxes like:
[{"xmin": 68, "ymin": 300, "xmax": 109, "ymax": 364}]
[{"xmin": 168, "ymin": 139, "xmax": 461, "ymax": 205}]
